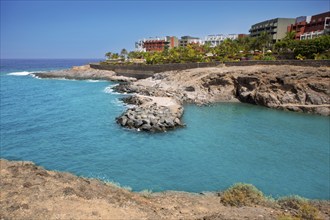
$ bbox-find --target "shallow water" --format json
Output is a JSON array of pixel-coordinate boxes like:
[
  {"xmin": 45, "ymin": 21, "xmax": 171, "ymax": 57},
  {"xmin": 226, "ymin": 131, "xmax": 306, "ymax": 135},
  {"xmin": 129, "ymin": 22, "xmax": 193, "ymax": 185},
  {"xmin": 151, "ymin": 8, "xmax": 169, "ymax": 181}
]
[{"xmin": 1, "ymin": 59, "xmax": 329, "ymax": 199}]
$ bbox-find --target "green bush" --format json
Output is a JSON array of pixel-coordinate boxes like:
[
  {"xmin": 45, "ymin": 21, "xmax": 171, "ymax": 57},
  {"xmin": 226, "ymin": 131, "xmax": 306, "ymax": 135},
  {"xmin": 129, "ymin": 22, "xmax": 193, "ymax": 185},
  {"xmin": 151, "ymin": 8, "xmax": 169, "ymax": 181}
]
[
  {"xmin": 294, "ymin": 35, "xmax": 330, "ymax": 59},
  {"xmin": 314, "ymin": 51, "xmax": 330, "ymax": 60},
  {"xmin": 275, "ymin": 35, "xmax": 330, "ymax": 59},
  {"xmin": 263, "ymin": 55, "xmax": 276, "ymax": 61},
  {"xmin": 220, "ymin": 183, "xmax": 266, "ymax": 207}
]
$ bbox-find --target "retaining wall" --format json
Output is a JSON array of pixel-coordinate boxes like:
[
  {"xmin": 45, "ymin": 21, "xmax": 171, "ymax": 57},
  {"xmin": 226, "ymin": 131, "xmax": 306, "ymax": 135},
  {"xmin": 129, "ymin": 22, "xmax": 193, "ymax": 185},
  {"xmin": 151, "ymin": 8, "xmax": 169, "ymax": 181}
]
[{"xmin": 90, "ymin": 60, "xmax": 330, "ymax": 79}]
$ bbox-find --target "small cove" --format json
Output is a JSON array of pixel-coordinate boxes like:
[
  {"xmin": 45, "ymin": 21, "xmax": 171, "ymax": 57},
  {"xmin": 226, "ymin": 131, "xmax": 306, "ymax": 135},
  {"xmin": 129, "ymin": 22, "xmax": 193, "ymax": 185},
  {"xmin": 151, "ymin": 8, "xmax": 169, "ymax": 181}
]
[{"xmin": 1, "ymin": 59, "xmax": 329, "ymax": 199}]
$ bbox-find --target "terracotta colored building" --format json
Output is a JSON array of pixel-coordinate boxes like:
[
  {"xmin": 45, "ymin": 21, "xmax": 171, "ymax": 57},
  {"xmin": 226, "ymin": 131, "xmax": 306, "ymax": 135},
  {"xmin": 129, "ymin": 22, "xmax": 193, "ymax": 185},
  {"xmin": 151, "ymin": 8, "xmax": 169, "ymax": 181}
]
[
  {"xmin": 143, "ymin": 38, "xmax": 167, "ymax": 52},
  {"xmin": 288, "ymin": 11, "xmax": 330, "ymax": 40},
  {"xmin": 136, "ymin": 36, "xmax": 179, "ymax": 52}
]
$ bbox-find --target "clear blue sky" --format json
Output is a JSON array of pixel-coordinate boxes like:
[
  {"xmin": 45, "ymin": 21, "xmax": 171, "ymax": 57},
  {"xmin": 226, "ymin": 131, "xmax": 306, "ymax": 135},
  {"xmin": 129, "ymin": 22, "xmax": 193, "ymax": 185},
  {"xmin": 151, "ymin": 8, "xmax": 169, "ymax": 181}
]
[{"xmin": 1, "ymin": 0, "xmax": 329, "ymax": 58}]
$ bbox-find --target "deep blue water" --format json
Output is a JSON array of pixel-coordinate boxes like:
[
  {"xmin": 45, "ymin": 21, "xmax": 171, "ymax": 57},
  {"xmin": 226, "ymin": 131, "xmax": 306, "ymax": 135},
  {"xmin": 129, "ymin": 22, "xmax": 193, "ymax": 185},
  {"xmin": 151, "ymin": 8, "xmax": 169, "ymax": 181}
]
[{"xmin": 1, "ymin": 59, "xmax": 329, "ymax": 199}]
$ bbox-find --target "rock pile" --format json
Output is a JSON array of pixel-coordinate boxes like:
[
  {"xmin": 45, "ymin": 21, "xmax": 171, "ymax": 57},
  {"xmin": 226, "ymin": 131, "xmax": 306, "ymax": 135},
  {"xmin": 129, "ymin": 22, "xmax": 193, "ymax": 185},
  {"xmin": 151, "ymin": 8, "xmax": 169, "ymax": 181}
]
[{"xmin": 116, "ymin": 96, "xmax": 184, "ymax": 132}]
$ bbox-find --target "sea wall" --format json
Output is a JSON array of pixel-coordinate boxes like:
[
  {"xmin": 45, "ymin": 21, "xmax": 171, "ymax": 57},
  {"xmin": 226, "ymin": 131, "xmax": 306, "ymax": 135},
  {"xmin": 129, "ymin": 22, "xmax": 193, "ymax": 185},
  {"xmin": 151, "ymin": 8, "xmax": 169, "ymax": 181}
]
[{"xmin": 90, "ymin": 60, "xmax": 330, "ymax": 79}]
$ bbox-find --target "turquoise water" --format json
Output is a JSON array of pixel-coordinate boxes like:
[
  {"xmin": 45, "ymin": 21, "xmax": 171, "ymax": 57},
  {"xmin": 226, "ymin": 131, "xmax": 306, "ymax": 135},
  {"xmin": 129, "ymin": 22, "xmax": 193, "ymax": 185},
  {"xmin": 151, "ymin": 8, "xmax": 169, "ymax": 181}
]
[{"xmin": 1, "ymin": 59, "xmax": 329, "ymax": 199}]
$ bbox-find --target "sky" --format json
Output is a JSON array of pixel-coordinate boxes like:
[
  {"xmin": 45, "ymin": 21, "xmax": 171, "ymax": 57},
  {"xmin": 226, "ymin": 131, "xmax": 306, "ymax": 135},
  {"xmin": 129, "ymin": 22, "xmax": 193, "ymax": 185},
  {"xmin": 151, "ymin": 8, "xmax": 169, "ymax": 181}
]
[{"xmin": 0, "ymin": 0, "xmax": 329, "ymax": 59}]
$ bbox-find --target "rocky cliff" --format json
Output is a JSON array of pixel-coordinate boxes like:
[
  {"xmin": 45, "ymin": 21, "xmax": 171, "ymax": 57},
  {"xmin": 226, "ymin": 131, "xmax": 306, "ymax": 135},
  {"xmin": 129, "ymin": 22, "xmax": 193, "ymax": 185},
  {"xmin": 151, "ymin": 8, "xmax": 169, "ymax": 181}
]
[{"xmin": 114, "ymin": 65, "xmax": 330, "ymax": 116}]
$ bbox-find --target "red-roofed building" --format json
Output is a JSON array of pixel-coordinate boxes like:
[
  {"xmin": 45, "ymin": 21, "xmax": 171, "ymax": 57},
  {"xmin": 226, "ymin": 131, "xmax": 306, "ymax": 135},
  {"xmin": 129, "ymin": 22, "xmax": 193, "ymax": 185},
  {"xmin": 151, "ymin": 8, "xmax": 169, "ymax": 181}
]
[
  {"xmin": 135, "ymin": 36, "xmax": 179, "ymax": 52},
  {"xmin": 288, "ymin": 11, "xmax": 330, "ymax": 40}
]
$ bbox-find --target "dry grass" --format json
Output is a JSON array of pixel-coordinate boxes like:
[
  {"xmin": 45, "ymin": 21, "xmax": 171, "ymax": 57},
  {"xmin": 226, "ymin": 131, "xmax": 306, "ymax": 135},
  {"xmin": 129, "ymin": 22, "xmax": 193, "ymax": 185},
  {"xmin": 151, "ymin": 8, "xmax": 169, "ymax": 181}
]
[
  {"xmin": 277, "ymin": 196, "xmax": 320, "ymax": 220},
  {"xmin": 220, "ymin": 183, "xmax": 266, "ymax": 207}
]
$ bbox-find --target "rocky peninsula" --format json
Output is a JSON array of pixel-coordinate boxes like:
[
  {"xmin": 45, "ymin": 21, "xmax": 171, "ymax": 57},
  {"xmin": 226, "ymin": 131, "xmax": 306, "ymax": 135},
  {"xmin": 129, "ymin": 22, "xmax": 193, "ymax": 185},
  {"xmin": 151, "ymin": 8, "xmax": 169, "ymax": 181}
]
[
  {"xmin": 35, "ymin": 64, "xmax": 330, "ymax": 132},
  {"xmin": 34, "ymin": 65, "xmax": 137, "ymax": 82},
  {"xmin": 1, "ymin": 159, "xmax": 329, "ymax": 220}
]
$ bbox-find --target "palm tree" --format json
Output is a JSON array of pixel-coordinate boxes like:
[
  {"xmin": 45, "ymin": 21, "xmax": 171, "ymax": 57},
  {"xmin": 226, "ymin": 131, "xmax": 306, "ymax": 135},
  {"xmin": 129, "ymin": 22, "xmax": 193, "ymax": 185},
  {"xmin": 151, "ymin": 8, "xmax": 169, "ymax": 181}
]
[
  {"xmin": 105, "ymin": 52, "xmax": 112, "ymax": 60},
  {"xmin": 284, "ymin": 31, "xmax": 296, "ymax": 41},
  {"xmin": 258, "ymin": 32, "xmax": 272, "ymax": 54},
  {"xmin": 120, "ymin": 48, "xmax": 128, "ymax": 60}
]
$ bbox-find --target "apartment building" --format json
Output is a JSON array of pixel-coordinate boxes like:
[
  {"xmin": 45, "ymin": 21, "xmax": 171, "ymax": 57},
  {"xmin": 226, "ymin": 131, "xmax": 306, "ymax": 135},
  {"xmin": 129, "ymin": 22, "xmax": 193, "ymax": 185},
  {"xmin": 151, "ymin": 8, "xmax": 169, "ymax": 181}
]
[
  {"xmin": 135, "ymin": 36, "xmax": 178, "ymax": 52},
  {"xmin": 204, "ymin": 34, "xmax": 239, "ymax": 47},
  {"xmin": 204, "ymin": 34, "xmax": 225, "ymax": 47},
  {"xmin": 288, "ymin": 11, "xmax": 330, "ymax": 40},
  {"xmin": 179, "ymin": 36, "xmax": 202, "ymax": 47},
  {"xmin": 249, "ymin": 18, "xmax": 296, "ymax": 42}
]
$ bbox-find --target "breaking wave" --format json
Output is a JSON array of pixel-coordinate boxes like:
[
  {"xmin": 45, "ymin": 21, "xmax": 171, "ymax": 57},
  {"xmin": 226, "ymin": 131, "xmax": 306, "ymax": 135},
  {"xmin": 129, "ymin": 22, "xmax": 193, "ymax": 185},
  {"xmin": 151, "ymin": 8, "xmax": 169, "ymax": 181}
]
[
  {"xmin": 103, "ymin": 84, "xmax": 120, "ymax": 94},
  {"xmin": 7, "ymin": 71, "xmax": 32, "ymax": 76}
]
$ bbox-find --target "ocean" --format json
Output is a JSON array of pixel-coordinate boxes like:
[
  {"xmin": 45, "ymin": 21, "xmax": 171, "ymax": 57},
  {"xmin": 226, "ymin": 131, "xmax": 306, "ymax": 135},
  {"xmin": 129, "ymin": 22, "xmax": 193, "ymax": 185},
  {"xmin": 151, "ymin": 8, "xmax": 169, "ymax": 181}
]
[{"xmin": 0, "ymin": 59, "xmax": 329, "ymax": 199}]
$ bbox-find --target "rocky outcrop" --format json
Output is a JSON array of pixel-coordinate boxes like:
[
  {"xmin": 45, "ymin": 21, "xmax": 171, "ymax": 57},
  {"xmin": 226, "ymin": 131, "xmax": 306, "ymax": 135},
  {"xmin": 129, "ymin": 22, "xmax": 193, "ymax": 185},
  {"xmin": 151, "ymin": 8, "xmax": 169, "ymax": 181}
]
[
  {"xmin": 115, "ymin": 65, "xmax": 330, "ymax": 116},
  {"xmin": 34, "ymin": 65, "xmax": 136, "ymax": 82},
  {"xmin": 116, "ymin": 95, "xmax": 184, "ymax": 132},
  {"xmin": 233, "ymin": 68, "xmax": 330, "ymax": 115}
]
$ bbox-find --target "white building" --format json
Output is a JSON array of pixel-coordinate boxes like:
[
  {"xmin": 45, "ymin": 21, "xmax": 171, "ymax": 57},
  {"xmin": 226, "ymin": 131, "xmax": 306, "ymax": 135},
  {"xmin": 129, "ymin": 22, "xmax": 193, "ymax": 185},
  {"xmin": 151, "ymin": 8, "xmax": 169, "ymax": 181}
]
[
  {"xmin": 204, "ymin": 35, "xmax": 225, "ymax": 47},
  {"xmin": 300, "ymin": 30, "xmax": 326, "ymax": 40},
  {"xmin": 226, "ymin": 34, "xmax": 239, "ymax": 40},
  {"xmin": 204, "ymin": 34, "xmax": 239, "ymax": 47},
  {"xmin": 135, "ymin": 39, "xmax": 146, "ymax": 52},
  {"xmin": 179, "ymin": 36, "xmax": 203, "ymax": 47}
]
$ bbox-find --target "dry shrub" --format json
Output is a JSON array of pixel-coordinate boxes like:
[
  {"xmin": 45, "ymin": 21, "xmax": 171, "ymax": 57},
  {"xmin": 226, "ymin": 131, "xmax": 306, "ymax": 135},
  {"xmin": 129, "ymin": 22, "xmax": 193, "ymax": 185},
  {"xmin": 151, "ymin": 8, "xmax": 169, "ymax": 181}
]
[
  {"xmin": 277, "ymin": 196, "xmax": 319, "ymax": 220},
  {"xmin": 220, "ymin": 183, "xmax": 266, "ymax": 207}
]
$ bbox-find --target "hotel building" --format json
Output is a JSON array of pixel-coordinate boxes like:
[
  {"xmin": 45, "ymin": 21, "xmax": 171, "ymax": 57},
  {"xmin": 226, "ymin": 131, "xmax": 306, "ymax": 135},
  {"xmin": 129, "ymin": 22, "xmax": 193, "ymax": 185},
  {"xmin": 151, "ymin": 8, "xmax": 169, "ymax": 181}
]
[
  {"xmin": 249, "ymin": 18, "xmax": 296, "ymax": 42},
  {"xmin": 204, "ymin": 34, "xmax": 239, "ymax": 47},
  {"xmin": 135, "ymin": 36, "xmax": 178, "ymax": 52},
  {"xmin": 179, "ymin": 36, "xmax": 203, "ymax": 47},
  {"xmin": 288, "ymin": 11, "xmax": 330, "ymax": 40}
]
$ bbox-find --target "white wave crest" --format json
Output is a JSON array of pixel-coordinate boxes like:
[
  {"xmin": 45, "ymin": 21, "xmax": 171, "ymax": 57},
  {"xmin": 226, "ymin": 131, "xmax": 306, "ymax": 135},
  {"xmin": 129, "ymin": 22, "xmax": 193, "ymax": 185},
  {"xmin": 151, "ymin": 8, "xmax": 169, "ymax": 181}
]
[
  {"xmin": 111, "ymin": 99, "xmax": 125, "ymax": 107},
  {"xmin": 111, "ymin": 98, "xmax": 136, "ymax": 109},
  {"xmin": 87, "ymin": 79, "xmax": 102, "ymax": 83},
  {"xmin": 103, "ymin": 84, "xmax": 120, "ymax": 94},
  {"xmin": 7, "ymin": 71, "xmax": 44, "ymax": 76},
  {"xmin": 7, "ymin": 71, "xmax": 32, "ymax": 76}
]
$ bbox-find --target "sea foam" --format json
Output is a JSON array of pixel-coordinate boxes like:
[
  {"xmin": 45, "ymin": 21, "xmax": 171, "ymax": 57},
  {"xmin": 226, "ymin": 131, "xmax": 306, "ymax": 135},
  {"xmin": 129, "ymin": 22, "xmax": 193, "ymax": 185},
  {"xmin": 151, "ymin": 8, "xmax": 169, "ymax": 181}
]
[
  {"xmin": 7, "ymin": 71, "xmax": 32, "ymax": 76},
  {"xmin": 87, "ymin": 79, "xmax": 103, "ymax": 83},
  {"xmin": 104, "ymin": 84, "xmax": 120, "ymax": 94}
]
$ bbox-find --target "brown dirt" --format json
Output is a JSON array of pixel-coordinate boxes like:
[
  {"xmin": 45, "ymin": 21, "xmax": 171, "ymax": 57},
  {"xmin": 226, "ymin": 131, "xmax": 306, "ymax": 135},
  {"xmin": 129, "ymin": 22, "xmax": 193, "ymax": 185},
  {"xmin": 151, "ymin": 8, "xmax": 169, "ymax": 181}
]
[{"xmin": 1, "ymin": 159, "xmax": 329, "ymax": 220}]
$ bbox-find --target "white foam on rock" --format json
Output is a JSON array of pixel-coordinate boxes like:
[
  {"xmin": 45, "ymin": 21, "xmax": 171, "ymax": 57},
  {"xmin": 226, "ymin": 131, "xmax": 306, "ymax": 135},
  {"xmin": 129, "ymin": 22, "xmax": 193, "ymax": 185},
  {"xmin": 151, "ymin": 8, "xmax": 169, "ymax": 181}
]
[
  {"xmin": 103, "ymin": 84, "xmax": 120, "ymax": 94},
  {"xmin": 7, "ymin": 71, "xmax": 32, "ymax": 76}
]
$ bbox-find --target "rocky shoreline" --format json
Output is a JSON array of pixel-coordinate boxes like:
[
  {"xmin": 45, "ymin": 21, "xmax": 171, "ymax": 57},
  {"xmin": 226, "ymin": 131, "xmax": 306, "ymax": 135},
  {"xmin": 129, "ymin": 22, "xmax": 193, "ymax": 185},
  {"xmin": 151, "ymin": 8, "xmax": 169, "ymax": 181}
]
[
  {"xmin": 34, "ymin": 65, "xmax": 137, "ymax": 82},
  {"xmin": 113, "ymin": 65, "xmax": 330, "ymax": 115},
  {"xmin": 35, "ymin": 64, "xmax": 330, "ymax": 132},
  {"xmin": 1, "ymin": 159, "xmax": 329, "ymax": 220}
]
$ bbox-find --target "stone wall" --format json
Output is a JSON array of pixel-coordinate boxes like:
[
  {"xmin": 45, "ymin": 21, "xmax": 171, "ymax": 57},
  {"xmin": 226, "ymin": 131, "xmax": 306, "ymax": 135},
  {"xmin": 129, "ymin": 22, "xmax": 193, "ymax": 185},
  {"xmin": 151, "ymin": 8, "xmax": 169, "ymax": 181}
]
[
  {"xmin": 90, "ymin": 60, "xmax": 330, "ymax": 79},
  {"xmin": 223, "ymin": 60, "xmax": 330, "ymax": 67}
]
